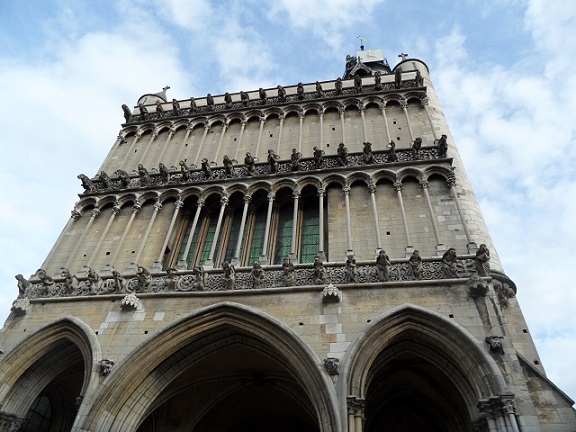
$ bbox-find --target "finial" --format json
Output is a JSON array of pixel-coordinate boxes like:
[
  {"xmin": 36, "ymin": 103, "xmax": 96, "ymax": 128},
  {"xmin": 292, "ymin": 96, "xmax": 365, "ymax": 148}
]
[
  {"xmin": 398, "ymin": 53, "xmax": 408, "ymax": 60},
  {"xmin": 357, "ymin": 35, "xmax": 367, "ymax": 50},
  {"xmin": 162, "ymin": 85, "xmax": 171, "ymax": 92}
]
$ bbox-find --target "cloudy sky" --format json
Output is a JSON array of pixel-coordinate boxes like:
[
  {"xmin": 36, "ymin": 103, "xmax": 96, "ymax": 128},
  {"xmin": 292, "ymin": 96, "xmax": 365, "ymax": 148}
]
[{"xmin": 0, "ymin": 0, "xmax": 574, "ymax": 401}]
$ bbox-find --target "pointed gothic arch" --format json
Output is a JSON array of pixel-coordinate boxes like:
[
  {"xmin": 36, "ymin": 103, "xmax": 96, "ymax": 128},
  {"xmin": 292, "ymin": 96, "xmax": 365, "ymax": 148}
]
[
  {"xmin": 0, "ymin": 317, "xmax": 101, "ymax": 430},
  {"xmin": 341, "ymin": 304, "xmax": 509, "ymax": 432},
  {"xmin": 79, "ymin": 302, "xmax": 340, "ymax": 432}
]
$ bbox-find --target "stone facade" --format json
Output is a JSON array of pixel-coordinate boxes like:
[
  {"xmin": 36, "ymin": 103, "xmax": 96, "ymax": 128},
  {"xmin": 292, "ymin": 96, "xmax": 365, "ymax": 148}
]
[{"xmin": 0, "ymin": 52, "xmax": 574, "ymax": 431}]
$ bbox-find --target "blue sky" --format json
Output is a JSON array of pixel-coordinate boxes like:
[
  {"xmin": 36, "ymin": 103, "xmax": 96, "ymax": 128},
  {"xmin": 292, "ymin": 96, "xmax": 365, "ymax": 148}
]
[{"xmin": 0, "ymin": 0, "xmax": 575, "ymax": 402}]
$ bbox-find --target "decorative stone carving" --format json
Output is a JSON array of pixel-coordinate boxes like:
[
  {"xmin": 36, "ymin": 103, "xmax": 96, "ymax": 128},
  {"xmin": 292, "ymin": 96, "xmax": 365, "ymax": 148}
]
[
  {"xmin": 163, "ymin": 268, "xmax": 179, "ymax": 291},
  {"xmin": 223, "ymin": 261, "xmax": 235, "ymax": 290},
  {"xmin": 177, "ymin": 161, "xmax": 189, "ymax": 182},
  {"xmin": 78, "ymin": 174, "xmax": 95, "ymax": 192},
  {"xmin": 15, "ymin": 274, "xmax": 31, "ymax": 298},
  {"xmin": 354, "ymin": 74, "xmax": 362, "ymax": 93},
  {"xmin": 374, "ymin": 71, "xmax": 382, "ymax": 90},
  {"xmin": 335, "ymin": 77, "xmax": 343, "ymax": 95},
  {"xmin": 36, "ymin": 268, "xmax": 54, "ymax": 296},
  {"xmin": 244, "ymin": 152, "xmax": 256, "ymax": 175},
  {"xmin": 115, "ymin": 169, "xmax": 131, "ymax": 187},
  {"xmin": 223, "ymin": 155, "xmax": 235, "ymax": 178},
  {"xmin": 395, "ymin": 68, "xmax": 402, "ymax": 88},
  {"xmin": 99, "ymin": 359, "xmax": 115, "ymax": 376},
  {"xmin": 387, "ymin": 140, "xmax": 398, "ymax": 162},
  {"xmin": 492, "ymin": 279, "xmax": 515, "ymax": 308},
  {"xmin": 11, "ymin": 297, "xmax": 30, "ymax": 315},
  {"xmin": 241, "ymin": 90, "xmax": 250, "ymax": 107},
  {"xmin": 251, "ymin": 261, "xmax": 264, "ymax": 289},
  {"xmin": 189, "ymin": 97, "xmax": 198, "ymax": 113},
  {"xmin": 0, "ymin": 412, "xmax": 25, "ymax": 431},
  {"xmin": 323, "ymin": 357, "xmax": 340, "ymax": 375},
  {"xmin": 337, "ymin": 142, "xmax": 348, "ymax": 166},
  {"xmin": 315, "ymin": 81, "xmax": 324, "ymax": 98},
  {"xmin": 122, "ymin": 104, "xmax": 132, "ymax": 122},
  {"xmin": 442, "ymin": 248, "xmax": 459, "ymax": 278},
  {"xmin": 137, "ymin": 164, "xmax": 150, "ymax": 187},
  {"xmin": 362, "ymin": 141, "xmax": 373, "ymax": 164},
  {"xmin": 201, "ymin": 158, "xmax": 213, "ymax": 179},
  {"xmin": 322, "ymin": 283, "xmax": 341, "ymax": 302},
  {"xmin": 139, "ymin": 103, "xmax": 148, "ymax": 121},
  {"xmin": 258, "ymin": 87, "xmax": 267, "ymax": 104},
  {"xmin": 344, "ymin": 257, "xmax": 358, "ymax": 283},
  {"xmin": 155, "ymin": 101, "xmax": 164, "ymax": 118},
  {"xmin": 313, "ymin": 146, "xmax": 324, "ymax": 167},
  {"xmin": 78, "ymin": 267, "xmax": 101, "ymax": 296},
  {"xmin": 412, "ymin": 137, "xmax": 422, "ymax": 160},
  {"xmin": 172, "ymin": 98, "xmax": 181, "ymax": 116},
  {"xmin": 475, "ymin": 244, "xmax": 491, "ymax": 276},
  {"xmin": 159, "ymin": 163, "xmax": 170, "ymax": 184},
  {"xmin": 437, "ymin": 134, "xmax": 448, "ymax": 158},
  {"xmin": 107, "ymin": 270, "xmax": 126, "ymax": 294},
  {"xmin": 376, "ymin": 250, "xmax": 391, "ymax": 282},
  {"xmin": 290, "ymin": 148, "xmax": 301, "ymax": 171},
  {"xmin": 99, "ymin": 171, "xmax": 111, "ymax": 189},
  {"xmin": 297, "ymin": 82, "xmax": 305, "ymax": 100},
  {"xmin": 408, "ymin": 250, "xmax": 423, "ymax": 280},
  {"xmin": 313, "ymin": 256, "xmax": 327, "ymax": 284},
  {"xmin": 121, "ymin": 293, "xmax": 142, "ymax": 310},
  {"xmin": 277, "ymin": 85, "xmax": 286, "ymax": 102},
  {"xmin": 132, "ymin": 266, "xmax": 152, "ymax": 292},
  {"xmin": 415, "ymin": 69, "xmax": 424, "ymax": 87},
  {"xmin": 206, "ymin": 93, "xmax": 214, "ymax": 110},
  {"xmin": 282, "ymin": 258, "xmax": 295, "ymax": 286},
  {"xmin": 468, "ymin": 274, "xmax": 489, "ymax": 297},
  {"xmin": 267, "ymin": 149, "xmax": 279, "ymax": 174},
  {"xmin": 61, "ymin": 268, "xmax": 77, "ymax": 295},
  {"xmin": 485, "ymin": 336, "xmax": 505, "ymax": 354},
  {"xmin": 224, "ymin": 92, "xmax": 232, "ymax": 109}
]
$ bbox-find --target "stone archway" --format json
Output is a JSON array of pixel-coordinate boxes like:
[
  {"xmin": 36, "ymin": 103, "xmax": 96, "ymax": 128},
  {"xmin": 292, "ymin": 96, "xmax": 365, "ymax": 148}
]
[
  {"xmin": 0, "ymin": 317, "xmax": 101, "ymax": 432},
  {"xmin": 80, "ymin": 302, "xmax": 340, "ymax": 432},
  {"xmin": 341, "ymin": 304, "xmax": 510, "ymax": 432}
]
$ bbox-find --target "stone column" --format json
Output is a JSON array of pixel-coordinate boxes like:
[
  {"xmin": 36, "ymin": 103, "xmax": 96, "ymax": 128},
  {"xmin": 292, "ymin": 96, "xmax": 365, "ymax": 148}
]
[
  {"xmin": 152, "ymin": 198, "xmax": 184, "ymax": 271},
  {"xmin": 213, "ymin": 120, "xmax": 229, "ymax": 164},
  {"xmin": 232, "ymin": 195, "xmax": 251, "ymax": 266},
  {"xmin": 339, "ymin": 106, "xmax": 346, "ymax": 143},
  {"xmin": 447, "ymin": 176, "xmax": 476, "ymax": 253},
  {"xmin": 260, "ymin": 192, "xmax": 275, "ymax": 263},
  {"xmin": 421, "ymin": 96, "xmax": 438, "ymax": 140},
  {"xmin": 316, "ymin": 187, "xmax": 327, "ymax": 261},
  {"xmin": 318, "ymin": 112, "xmax": 324, "ymax": 150},
  {"xmin": 156, "ymin": 127, "xmax": 176, "ymax": 165},
  {"xmin": 86, "ymin": 204, "xmax": 120, "ymax": 268},
  {"xmin": 133, "ymin": 201, "xmax": 162, "ymax": 265},
  {"xmin": 137, "ymin": 127, "xmax": 159, "ymax": 165},
  {"xmin": 289, "ymin": 190, "xmax": 300, "ymax": 262},
  {"xmin": 368, "ymin": 182, "xmax": 382, "ymax": 251},
  {"xmin": 109, "ymin": 201, "xmax": 141, "ymax": 269},
  {"xmin": 42, "ymin": 207, "xmax": 81, "ymax": 274},
  {"xmin": 176, "ymin": 199, "xmax": 205, "ymax": 270},
  {"xmin": 298, "ymin": 110, "xmax": 304, "ymax": 153},
  {"xmin": 193, "ymin": 124, "xmax": 211, "ymax": 166},
  {"xmin": 400, "ymin": 99, "xmax": 415, "ymax": 142},
  {"xmin": 379, "ymin": 103, "xmax": 391, "ymax": 145},
  {"xmin": 276, "ymin": 114, "xmax": 284, "ymax": 154},
  {"xmin": 420, "ymin": 179, "xmax": 443, "ymax": 253},
  {"xmin": 359, "ymin": 104, "xmax": 368, "ymax": 142},
  {"xmin": 66, "ymin": 208, "xmax": 100, "ymax": 272},
  {"xmin": 347, "ymin": 397, "xmax": 356, "ymax": 432},
  {"xmin": 478, "ymin": 396, "xmax": 514, "ymax": 432},
  {"xmin": 394, "ymin": 180, "xmax": 413, "ymax": 256},
  {"xmin": 342, "ymin": 186, "xmax": 354, "ymax": 258},
  {"xmin": 502, "ymin": 395, "xmax": 520, "ymax": 432},
  {"xmin": 354, "ymin": 398, "xmax": 365, "ymax": 432},
  {"xmin": 254, "ymin": 116, "xmax": 265, "ymax": 159},
  {"xmin": 120, "ymin": 131, "xmax": 142, "ymax": 170},
  {"xmin": 174, "ymin": 122, "xmax": 193, "ymax": 166},
  {"xmin": 233, "ymin": 119, "xmax": 247, "ymax": 161},
  {"xmin": 204, "ymin": 196, "xmax": 228, "ymax": 268}
]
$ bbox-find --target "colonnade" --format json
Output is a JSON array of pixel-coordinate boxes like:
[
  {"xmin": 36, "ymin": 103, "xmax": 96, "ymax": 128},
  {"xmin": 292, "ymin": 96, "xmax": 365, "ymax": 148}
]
[
  {"xmin": 106, "ymin": 93, "xmax": 438, "ymax": 175},
  {"xmin": 45, "ymin": 168, "xmax": 474, "ymax": 276}
]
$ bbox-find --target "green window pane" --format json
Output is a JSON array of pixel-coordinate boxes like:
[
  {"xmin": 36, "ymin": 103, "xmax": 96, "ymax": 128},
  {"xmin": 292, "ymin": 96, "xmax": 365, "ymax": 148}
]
[
  {"xmin": 248, "ymin": 209, "xmax": 267, "ymax": 265},
  {"xmin": 274, "ymin": 203, "xmax": 293, "ymax": 264},
  {"xmin": 200, "ymin": 215, "xmax": 218, "ymax": 264},
  {"xmin": 223, "ymin": 208, "xmax": 243, "ymax": 263},
  {"xmin": 177, "ymin": 217, "xmax": 201, "ymax": 267},
  {"xmin": 300, "ymin": 202, "xmax": 319, "ymax": 263}
]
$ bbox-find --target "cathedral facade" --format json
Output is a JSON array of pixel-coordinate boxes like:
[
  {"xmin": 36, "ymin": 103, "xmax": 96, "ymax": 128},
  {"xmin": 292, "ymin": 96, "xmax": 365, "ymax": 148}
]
[{"xmin": 1, "ymin": 50, "xmax": 574, "ymax": 431}]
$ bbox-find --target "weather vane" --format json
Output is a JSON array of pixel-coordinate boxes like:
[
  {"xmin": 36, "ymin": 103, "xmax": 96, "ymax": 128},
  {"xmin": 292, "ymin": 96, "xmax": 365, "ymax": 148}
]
[
  {"xmin": 357, "ymin": 35, "xmax": 367, "ymax": 50},
  {"xmin": 398, "ymin": 53, "xmax": 408, "ymax": 60}
]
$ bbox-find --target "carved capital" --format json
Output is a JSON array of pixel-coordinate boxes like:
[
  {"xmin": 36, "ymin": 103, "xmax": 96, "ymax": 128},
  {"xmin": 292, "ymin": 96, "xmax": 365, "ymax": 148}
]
[
  {"xmin": 317, "ymin": 188, "xmax": 326, "ymax": 197},
  {"xmin": 367, "ymin": 182, "xmax": 377, "ymax": 193},
  {"xmin": 175, "ymin": 199, "xmax": 184, "ymax": 209},
  {"xmin": 197, "ymin": 199, "xmax": 205, "ymax": 208},
  {"xmin": 267, "ymin": 192, "xmax": 275, "ymax": 201},
  {"xmin": 419, "ymin": 179, "xmax": 429, "ymax": 189},
  {"xmin": 393, "ymin": 180, "xmax": 403, "ymax": 192},
  {"xmin": 342, "ymin": 186, "xmax": 351, "ymax": 195},
  {"xmin": 243, "ymin": 195, "xmax": 252, "ymax": 204},
  {"xmin": 292, "ymin": 190, "xmax": 300, "ymax": 200},
  {"xmin": 112, "ymin": 205, "xmax": 121, "ymax": 215},
  {"xmin": 153, "ymin": 202, "xmax": 163, "ymax": 211},
  {"xmin": 71, "ymin": 209, "xmax": 82, "ymax": 220},
  {"xmin": 91, "ymin": 208, "xmax": 101, "ymax": 218},
  {"xmin": 420, "ymin": 96, "xmax": 429, "ymax": 107},
  {"xmin": 399, "ymin": 99, "xmax": 408, "ymax": 109},
  {"xmin": 220, "ymin": 196, "xmax": 229, "ymax": 206},
  {"xmin": 132, "ymin": 201, "xmax": 142, "ymax": 212}
]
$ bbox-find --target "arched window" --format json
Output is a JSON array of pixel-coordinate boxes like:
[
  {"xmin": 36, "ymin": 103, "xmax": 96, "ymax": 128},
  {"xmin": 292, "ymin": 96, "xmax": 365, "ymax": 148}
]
[{"xmin": 21, "ymin": 395, "xmax": 52, "ymax": 432}]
